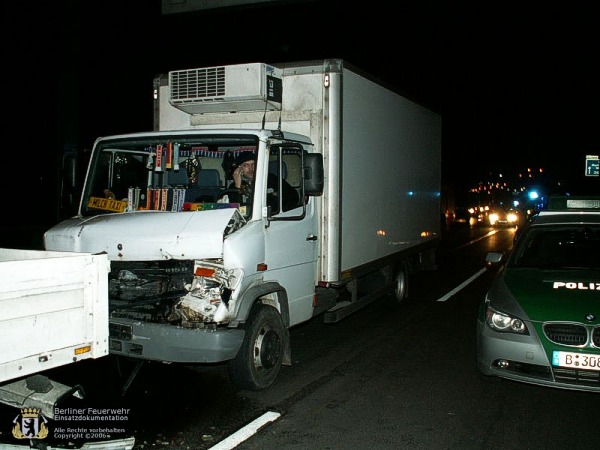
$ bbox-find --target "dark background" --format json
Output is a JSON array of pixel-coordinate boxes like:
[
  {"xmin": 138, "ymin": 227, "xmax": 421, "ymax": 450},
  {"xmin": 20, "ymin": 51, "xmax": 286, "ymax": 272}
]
[{"xmin": 2, "ymin": 0, "xmax": 598, "ymax": 242}]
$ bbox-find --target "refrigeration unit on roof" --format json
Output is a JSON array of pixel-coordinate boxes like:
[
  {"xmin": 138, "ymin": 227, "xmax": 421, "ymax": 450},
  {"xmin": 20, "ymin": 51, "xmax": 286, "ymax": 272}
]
[{"xmin": 168, "ymin": 62, "xmax": 283, "ymax": 114}]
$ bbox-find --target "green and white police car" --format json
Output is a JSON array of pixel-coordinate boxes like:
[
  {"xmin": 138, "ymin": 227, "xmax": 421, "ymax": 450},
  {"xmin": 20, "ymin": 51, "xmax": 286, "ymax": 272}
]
[{"xmin": 477, "ymin": 196, "xmax": 600, "ymax": 392}]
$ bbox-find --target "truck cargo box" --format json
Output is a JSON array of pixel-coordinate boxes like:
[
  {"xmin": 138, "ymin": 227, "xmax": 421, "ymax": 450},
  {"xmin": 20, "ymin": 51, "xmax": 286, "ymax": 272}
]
[{"xmin": 156, "ymin": 59, "xmax": 442, "ymax": 281}]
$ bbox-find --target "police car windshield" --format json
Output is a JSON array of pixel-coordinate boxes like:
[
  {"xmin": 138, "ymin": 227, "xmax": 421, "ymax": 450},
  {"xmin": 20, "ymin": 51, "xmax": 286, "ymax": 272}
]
[{"xmin": 510, "ymin": 225, "xmax": 600, "ymax": 269}]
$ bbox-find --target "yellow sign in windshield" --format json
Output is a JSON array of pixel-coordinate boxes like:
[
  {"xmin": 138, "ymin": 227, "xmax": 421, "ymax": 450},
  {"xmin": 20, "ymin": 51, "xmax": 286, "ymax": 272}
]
[{"xmin": 88, "ymin": 197, "xmax": 127, "ymax": 213}]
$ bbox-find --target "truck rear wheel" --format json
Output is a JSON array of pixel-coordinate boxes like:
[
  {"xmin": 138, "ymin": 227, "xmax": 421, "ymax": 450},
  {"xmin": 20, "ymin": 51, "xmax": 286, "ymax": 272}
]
[
  {"xmin": 228, "ymin": 304, "xmax": 284, "ymax": 391},
  {"xmin": 393, "ymin": 264, "xmax": 408, "ymax": 303}
]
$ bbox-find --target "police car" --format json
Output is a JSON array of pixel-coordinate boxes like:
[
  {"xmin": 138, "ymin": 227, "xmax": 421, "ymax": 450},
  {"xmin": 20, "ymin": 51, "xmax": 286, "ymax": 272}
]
[{"xmin": 477, "ymin": 196, "xmax": 600, "ymax": 392}]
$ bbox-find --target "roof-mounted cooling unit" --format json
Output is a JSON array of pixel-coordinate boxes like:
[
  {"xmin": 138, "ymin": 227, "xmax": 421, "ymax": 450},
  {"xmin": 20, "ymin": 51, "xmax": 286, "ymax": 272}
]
[{"xmin": 169, "ymin": 63, "xmax": 283, "ymax": 114}]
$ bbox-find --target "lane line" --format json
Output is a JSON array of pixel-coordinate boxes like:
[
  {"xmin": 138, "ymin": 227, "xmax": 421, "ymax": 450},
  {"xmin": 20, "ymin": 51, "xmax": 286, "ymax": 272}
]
[
  {"xmin": 208, "ymin": 411, "xmax": 281, "ymax": 450},
  {"xmin": 454, "ymin": 229, "xmax": 498, "ymax": 250},
  {"xmin": 437, "ymin": 268, "xmax": 487, "ymax": 302}
]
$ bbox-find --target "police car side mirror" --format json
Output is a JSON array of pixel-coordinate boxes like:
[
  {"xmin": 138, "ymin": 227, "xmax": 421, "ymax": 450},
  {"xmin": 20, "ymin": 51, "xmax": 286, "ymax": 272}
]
[{"xmin": 486, "ymin": 251, "xmax": 504, "ymax": 267}]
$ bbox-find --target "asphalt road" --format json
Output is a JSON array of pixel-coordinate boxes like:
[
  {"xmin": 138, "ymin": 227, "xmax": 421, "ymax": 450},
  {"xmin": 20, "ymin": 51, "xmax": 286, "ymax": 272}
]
[{"xmin": 1, "ymin": 224, "xmax": 598, "ymax": 449}]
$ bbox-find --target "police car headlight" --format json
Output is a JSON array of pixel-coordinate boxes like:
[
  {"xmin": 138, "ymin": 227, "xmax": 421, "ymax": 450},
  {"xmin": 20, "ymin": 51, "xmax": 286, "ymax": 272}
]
[{"xmin": 485, "ymin": 303, "xmax": 529, "ymax": 335}]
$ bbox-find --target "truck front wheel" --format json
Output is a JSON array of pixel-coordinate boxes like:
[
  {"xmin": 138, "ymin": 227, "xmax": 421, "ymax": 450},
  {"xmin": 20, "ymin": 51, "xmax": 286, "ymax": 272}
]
[{"xmin": 228, "ymin": 304, "xmax": 284, "ymax": 391}]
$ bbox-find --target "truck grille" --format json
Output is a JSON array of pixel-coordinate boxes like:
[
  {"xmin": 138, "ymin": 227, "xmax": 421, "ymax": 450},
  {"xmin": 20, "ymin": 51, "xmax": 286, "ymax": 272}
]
[
  {"xmin": 170, "ymin": 67, "xmax": 225, "ymax": 100},
  {"xmin": 108, "ymin": 260, "xmax": 193, "ymax": 302}
]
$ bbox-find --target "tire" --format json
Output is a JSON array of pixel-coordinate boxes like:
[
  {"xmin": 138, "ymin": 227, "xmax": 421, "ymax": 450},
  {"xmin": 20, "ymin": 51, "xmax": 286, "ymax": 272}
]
[
  {"xmin": 228, "ymin": 304, "xmax": 285, "ymax": 391},
  {"xmin": 393, "ymin": 264, "xmax": 408, "ymax": 303}
]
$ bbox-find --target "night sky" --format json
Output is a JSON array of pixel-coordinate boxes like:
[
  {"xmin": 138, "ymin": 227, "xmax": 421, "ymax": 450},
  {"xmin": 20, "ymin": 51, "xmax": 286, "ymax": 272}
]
[{"xmin": 3, "ymin": 0, "xmax": 598, "ymax": 229}]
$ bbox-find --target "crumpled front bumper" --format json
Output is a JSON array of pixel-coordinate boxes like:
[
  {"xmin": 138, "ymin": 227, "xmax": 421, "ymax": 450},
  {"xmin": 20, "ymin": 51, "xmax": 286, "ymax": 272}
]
[{"xmin": 109, "ymin": 319, "xmax": 244, "ymax": 363}]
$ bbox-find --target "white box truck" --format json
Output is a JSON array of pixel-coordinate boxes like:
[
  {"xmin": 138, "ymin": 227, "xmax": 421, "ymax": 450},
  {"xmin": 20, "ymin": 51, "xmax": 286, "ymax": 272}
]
[{"xmin": 44, "ymin": 59, "xmax": 442, "ymax": 391}]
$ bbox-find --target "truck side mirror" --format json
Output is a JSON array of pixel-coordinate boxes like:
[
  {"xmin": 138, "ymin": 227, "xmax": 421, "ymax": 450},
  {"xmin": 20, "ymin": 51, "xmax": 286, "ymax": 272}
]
[{"xmin": 303, "ymin": 154, "xmax": 324, "ymax": 196}]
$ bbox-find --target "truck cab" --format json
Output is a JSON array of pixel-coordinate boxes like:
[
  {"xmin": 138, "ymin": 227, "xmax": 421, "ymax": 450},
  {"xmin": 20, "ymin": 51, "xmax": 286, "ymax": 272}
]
[{"xmin": 45, "ymin": 129, "xmax": 324, "ymax": 390}]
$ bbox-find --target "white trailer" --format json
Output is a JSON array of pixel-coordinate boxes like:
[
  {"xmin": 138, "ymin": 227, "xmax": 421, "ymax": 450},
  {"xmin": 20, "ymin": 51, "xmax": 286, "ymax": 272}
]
[
  {"xmin": 0, "ymin": 249, "xmax": 136, "ymax": 448},
  {"xmin": 44, "ymin": 59, "xmax": 442, "ymax": 391},
  {"xmin": 0, "ymin": 248, "xmax": 109, "ymax": 420}
]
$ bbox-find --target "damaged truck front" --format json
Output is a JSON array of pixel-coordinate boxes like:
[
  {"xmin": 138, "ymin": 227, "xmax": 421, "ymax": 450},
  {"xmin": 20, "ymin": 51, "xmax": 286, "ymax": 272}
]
[{"xmin": 45, "ymin": 129, "xmax": 325, "ymax": 391}]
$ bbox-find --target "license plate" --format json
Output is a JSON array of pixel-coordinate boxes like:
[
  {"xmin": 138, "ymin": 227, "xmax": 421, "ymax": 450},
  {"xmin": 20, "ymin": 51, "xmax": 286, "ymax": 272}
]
[{"xmin": 552, "ymin": 351, "xmax": 600, "ymax": 371}]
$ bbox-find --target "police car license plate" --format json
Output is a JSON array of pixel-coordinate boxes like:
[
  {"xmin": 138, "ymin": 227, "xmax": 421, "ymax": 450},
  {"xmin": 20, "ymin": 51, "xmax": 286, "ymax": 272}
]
[{"xmin": 552, "ymin": 351, "xmax": 600, "ymax": 371}]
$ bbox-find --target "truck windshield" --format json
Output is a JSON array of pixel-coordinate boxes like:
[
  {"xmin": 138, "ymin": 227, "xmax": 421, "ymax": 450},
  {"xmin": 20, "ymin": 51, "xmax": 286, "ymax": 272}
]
[{"xmin": 80, "ymin": 135, "xmax": 259, "ymax": 218}]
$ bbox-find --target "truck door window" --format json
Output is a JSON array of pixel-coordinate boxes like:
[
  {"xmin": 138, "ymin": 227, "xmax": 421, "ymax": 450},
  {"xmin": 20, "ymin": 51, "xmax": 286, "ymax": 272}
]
[{"xmin": 268, "ymin": 147, "xmax": 302, "ymax": 214}]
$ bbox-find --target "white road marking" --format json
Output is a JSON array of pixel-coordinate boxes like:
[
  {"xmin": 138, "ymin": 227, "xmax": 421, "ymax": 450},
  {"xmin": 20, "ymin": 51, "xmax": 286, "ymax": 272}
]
[
  {"xmin": 437, "ymin": 268, "xmax": 487, "ymax": 302},
  {"xmin": 208, "ymin": 411, "xmax": 281, "ymax": 449},
  {"xmin": 454, "ymin": 229, "xmax": 498, "ymax": 250}
]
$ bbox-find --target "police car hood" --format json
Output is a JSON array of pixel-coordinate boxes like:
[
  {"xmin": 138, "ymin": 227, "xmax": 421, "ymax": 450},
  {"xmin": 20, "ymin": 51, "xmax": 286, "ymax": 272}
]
[
  {"xmin": 489, "ymin": 268, "xmax": 600, "ymax": 322},
  {"xmin": 44, "ymin": 209, "xmax": 243, "ymax": 261}
]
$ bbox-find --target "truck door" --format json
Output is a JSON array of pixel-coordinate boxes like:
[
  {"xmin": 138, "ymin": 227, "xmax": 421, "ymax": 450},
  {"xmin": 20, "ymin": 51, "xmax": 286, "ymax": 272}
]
[{"xmin": 263, "ymin": 145, "xmax": 318, "ymax": 326}]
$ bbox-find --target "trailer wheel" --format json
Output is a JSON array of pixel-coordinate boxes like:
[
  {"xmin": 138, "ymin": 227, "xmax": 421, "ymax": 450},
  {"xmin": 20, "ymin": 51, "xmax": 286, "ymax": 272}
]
[
  {"xmin": 228, "ymin": 304, "xmax": 284, "ymax": 391},
  {"xmin": 393, "ymin": 264, "xmax": 408, "ymax": 303}
]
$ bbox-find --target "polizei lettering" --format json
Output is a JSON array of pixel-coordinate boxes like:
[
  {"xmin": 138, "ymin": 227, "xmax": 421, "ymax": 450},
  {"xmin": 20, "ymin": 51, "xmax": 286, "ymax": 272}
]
[{"xmin": 553, "ymin": 281, "xmax": 600, "ymax": 290}]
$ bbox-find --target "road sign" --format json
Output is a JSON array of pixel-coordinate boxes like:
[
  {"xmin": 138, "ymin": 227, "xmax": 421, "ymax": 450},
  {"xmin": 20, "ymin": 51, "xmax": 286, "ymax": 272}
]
[{"xmin": 585, "ymin": 155, "xmax": 599, "ymax": 177}]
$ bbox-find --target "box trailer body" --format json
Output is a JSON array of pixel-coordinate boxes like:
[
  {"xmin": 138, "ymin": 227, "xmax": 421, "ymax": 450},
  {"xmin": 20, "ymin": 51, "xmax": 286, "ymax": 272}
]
[
  {"xmin": 44, "ymin": 59, "xmax": 441, "ymax": 390},
  {"xmin": 0, "ymin": 248, "xmax": 110, "ymax": 419}
]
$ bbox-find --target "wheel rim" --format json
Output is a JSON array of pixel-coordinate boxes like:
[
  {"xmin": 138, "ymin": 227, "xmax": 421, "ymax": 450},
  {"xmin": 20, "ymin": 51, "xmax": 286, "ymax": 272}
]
[{"xmin": 253, "ymin": 326, "xmax": 281, "ymax": 370}]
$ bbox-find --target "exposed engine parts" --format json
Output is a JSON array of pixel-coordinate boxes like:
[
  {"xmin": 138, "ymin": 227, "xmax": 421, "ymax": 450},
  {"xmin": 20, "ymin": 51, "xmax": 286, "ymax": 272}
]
[{"xmin": 109, "ymin": 259, "xmax": 240, "ymax": 328}]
